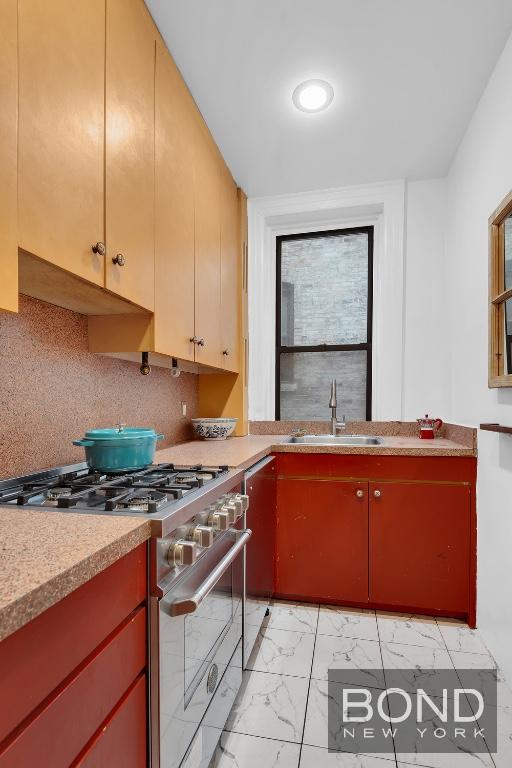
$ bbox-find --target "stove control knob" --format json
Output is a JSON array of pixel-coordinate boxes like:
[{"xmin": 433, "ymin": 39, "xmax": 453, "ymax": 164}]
[
  {"xmin": 190, "ymin": 525, "xmax": 215, "ymax": 548},
  {"xmin": 234, "ymin": 493, "xmax": 249, "ymax": 512},
  {"xmin": 226, "ymin": 495, "xmax": 243, "ymax": 516},
  {"xmin": 208, "ymin": 510, "xmax": 230, "ymax": 531},
  {"xmin": 167, "ymin": 540, "xmax": 197, "ymax": 567},
  {"xmin": 219, "ymin": 502, "xmax": 237, "ymax": 524}
]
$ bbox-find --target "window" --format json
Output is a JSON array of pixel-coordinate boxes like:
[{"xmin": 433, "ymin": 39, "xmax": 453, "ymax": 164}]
[
  {"xmin": 489, "ymin": 190, "xmax": 512, "ymax": 387},
  {"xmin": 276, "ymin": 227, "xmax": 373, "ymax": 420}
]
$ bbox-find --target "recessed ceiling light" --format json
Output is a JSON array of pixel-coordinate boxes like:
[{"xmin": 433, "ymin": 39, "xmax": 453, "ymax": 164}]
[{"xmin": 292, "ymin": 79, "xmax": 334, "ymax": 113}]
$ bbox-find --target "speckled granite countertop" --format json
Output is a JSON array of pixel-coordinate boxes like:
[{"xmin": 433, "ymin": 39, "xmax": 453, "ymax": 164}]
[
  {"xmin": 156, "ymin": 431, "xmax": 476, "ymax": 471},
  {"xmin": 0, "ymin": 509, "xmax": 150, "ymax": 642}
]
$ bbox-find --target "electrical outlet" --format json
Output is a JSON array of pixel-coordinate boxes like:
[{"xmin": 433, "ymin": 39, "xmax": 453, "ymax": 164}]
[{"xmin": 181, "ymin": 402, "xmax": 187, "ymax": 417}]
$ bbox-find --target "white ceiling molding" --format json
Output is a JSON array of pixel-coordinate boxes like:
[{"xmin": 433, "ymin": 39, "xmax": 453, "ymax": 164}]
[{"xmin": 248, "ymin": 180, "xmax": 406, "ymax": 422}]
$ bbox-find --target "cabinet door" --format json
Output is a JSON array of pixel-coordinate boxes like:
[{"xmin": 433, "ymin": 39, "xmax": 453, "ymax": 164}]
[
  {"xmin": 105, "ymin": 0, "xmax": 155, "ymax": 311},
  {"xmin": 193, "ymin": 123, "xmax": 222, "ymax": 368},
  {"xmin": 0, "ymin": 0, "xmax": 17, "ymax": 312},
  {"xmin": 219, "ymin": 162, "xmax": 240, "ymax": 372},
  {"xmin": 276, "ymin": 479, "xmax": 369, "ymax": 603},
  {"xmin": 18, "ymin": 0, "xmax": 105, "ymax": 286},
  {"xmin": 369, "ymin": 482, "xmax": 470, "ymax": 613},
  {"xmin": 154, "ymin": 41, "xmax": 195, "ymax": 361}
]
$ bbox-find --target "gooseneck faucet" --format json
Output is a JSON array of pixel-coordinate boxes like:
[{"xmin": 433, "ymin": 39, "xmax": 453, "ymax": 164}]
[{"xmin": 329, "ymin": 378, "xmax": 346, "ymax": 435}]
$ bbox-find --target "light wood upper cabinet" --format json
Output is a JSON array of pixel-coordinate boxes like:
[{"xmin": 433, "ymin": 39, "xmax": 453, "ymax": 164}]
[
  {"xmin": 18, "ymin": 0, "xmax": 105, "ymax": 286},
  {"xmin": 105, "ymin": 0, "xmax": 156, "ymax": 312},
  {"xmin": 154, "ymin": 41, "xmax": 195, "ymax": 361},
  {"xmin": 0, "ymin": 0, "xmax": 18, "ymax": 312},
  {"xmin": 220, "ymin": 162, "xmax": 241, "ymax": 373},
  {"xmin": 193, "ymin": 123, "xmax": 223, "ymax": 369}
]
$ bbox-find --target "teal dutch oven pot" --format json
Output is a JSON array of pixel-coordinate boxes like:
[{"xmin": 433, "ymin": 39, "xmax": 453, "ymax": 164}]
[{"xmin": 73, "ymin": 425, "xmax": 164, "ymax": 472}]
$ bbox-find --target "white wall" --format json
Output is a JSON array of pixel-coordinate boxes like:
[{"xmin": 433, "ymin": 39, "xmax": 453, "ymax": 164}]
[
  {"xmin": 403, "ymin": 178, "xmax": 450, "ymax": 420},
  {"xmin": 445, "ymin": 30, "xmax": 512, "ymax": 683}
]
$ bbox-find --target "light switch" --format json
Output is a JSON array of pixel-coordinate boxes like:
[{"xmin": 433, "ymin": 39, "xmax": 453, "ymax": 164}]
[{"xmin": 181, "ymin": 402, "xmax": 187, "ymax": 417}]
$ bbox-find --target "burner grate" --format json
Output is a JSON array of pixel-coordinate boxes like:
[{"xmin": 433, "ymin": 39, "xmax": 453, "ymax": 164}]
[{"xmin": 0, "ymin": 462, "xmax": 230, "ymax": 513}]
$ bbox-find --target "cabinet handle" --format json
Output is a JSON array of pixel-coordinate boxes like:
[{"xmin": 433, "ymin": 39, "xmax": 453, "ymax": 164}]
[
  {"xmin": 356, "ymin": 489, "xmax": 364, "ymax": 498},
  {"xmin": 373, "ymin": 489, "xmax": 381, "ymax": 498},
  {"xmin": 112, "ymin": 253, "xmax": 125, "ymax": 266},
  {"xmin": 190, "ymin": 336, "xmax": 199, "ymax": 344},
  {"xmin": 222, "ymin": 350, "xmax": 229, "ymax": 356},
  {"xmin": 197, "ymin": 338, "xmax": 206, "ymax": 347},
  {"xmin": 91, "ymin": 241, "xmax": 106, "ymax": 256}
]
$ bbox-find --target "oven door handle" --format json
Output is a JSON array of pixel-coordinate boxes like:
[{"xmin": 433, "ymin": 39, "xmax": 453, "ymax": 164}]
[{"xmin": 167, "ymin": 529, "xmax": 252, "ymax": 617}]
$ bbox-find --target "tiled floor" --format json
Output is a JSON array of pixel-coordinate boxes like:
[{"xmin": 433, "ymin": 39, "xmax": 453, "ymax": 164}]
[{"xmin": 211, "ymin": 601, "xmax": 512, "ymax": 768}]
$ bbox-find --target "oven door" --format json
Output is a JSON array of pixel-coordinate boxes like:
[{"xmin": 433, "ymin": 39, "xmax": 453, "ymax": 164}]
[{"xmin": 155, "ymin": 528, "xmax": 248, "ymax": 768}]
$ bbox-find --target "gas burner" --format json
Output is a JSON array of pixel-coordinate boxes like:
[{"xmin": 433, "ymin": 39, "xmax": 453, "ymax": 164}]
[
  {"xmin": 45, "ymin": 487, "xmax": 73, "ymax": 505},
  {"xmin": 173, "ymin": 473, "xmax": 203, "ymax": 487},
  {"xmin": 109, "ymin": 490, "xmax": 168, "ymax": 514},
  {"xmin": 72, "ymin": 472, "xmax": 108, "ymax": 487}
]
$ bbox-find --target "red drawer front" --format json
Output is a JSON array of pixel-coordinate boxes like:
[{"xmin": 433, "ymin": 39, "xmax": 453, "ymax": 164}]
[
  {"xmin": 0, "ymin": 606, "xmax": 146, "ymax": 767},
  {"xmin": 277, "ymin": 452, "xmax": 475, "ymax": 483},
  {"xmin": 73, "ymin": 675, "xmax": 147, "ymax": 768},
  {"xmin": 0, "ymin": 543, "xmax": 147, "ymax": 743}
]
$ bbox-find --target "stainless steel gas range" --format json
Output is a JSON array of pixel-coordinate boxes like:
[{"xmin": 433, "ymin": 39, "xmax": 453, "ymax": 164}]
[{"xmin": 0, "ymin": 461, "xmax": 253, "ymax": 768}]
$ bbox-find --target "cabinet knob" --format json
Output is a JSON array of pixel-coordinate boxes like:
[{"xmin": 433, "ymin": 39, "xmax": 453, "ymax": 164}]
[
  {"xmin": 373, "ymin": 489, "xmax": 381, "ymax": 498},
  {"xmin": 222, "ymin": 350, "xmax": 229, "ymax": 356},
  {"xmin": 112, "ymin": 253, "xmax": 125, "ymax": 266},
  {"xmin": 197, "ymin": 338, "xmax": 206, "ymax": 347},
  {"xmin": 91, "ymin": 241, "xmax": 106, "ymax": 256},
  {"xmin": 356, "ymin": 489, "xmax": 364, "ymax": 498},
  {"xmin": 189, "ymin": 336, "xmax": 199, "ymax": 344}
]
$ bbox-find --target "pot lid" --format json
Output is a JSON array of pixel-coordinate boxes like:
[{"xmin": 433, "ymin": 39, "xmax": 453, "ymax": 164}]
[{"xmin": 82, "ymin": 425, "xmax": 159, "ymax": 440}]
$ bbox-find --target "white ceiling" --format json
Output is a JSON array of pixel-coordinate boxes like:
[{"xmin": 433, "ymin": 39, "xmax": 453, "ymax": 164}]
[{"xmin": 145, "ymin": 0, "xmax": 512, "ymax": 197}]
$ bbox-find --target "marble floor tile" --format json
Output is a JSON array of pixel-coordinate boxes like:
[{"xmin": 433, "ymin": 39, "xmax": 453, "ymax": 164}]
[
  {"xmin": 312, "ymin": 635, "xmax": 385, "ymax": 688},
  {"xmin": 396, "ymin": 755, "xmax": 494, "ymax": 768},
  {"xmin": 212, "ymin": 731, "xmax": 301, "ymax": 767},
  {"xmin": 487, "ymin": 703, "xmax": 512, "ymax": 768},
  {"xmin": 299, "ymin": 745, "xmax": 396, "ymax": 767},
  {"xmin": 317, "ymin": 606, "xmax": 379, "ymax": 642},
  {"xmin": 380, "ymin": 642, "xmax": 454, "ymax": 696},
  {"xmin": 448, "ymin": 650, "xmax": 496, "ymax": 671},
  {"xmin": 392, "ymin": 690, "xmax": 494, "ymax": 768},
  {"xmin": 436, "ymin": 619, "xmax": 490, "ymax": 656},
  {"xmin": 225, "ymin": 670, "xmax": 309, "ymax": 743},
  {"xmin": 377, "ymin": 613, "xmax": 444, "ymax": 650},
  {"xmin": 267, "ymin": 600, "xmax": 319, "ymax": 634},
  {"xmin": 302, "ymin": 679, "xmax": 394, "ymax": 759},
  {"xmin": 246, "ymin": 627, "xmax": 316, "ymax": 678}
]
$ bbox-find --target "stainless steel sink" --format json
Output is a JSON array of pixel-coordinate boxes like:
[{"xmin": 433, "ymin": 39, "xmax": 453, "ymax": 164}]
[{"xmin": 284, "ymin": 434, "xmax": 384, "ymax": 446}]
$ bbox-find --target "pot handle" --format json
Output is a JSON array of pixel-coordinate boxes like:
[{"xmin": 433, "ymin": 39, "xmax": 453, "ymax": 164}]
[
  {"xmin": 156, "ymin": 433, "xmax": 164, "ymax": 441},
  {"xmin": 73, "ymin": 439, "xmax": 95, "ymax": 447},
  {"xmin": 434, "ymin": 419, "xmax": 443, "ymax": 432}
]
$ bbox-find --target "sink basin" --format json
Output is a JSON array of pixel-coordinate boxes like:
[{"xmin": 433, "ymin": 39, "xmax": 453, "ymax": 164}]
[{"xmin": 284, "ymin": 434, "xmax": 383, "ymax": 446}]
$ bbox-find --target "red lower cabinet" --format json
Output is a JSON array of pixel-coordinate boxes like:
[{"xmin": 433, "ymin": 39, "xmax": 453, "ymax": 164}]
[
  {"xmin": 0, "ymin": 543, "xmax": 148, "ymax": 768},
  {"xmin": 74, "ymin": 675, "xmax": 147, "ymax": 768},
  {"xmin": 276, "ymin": 478, "xmax": 369, "ymax": 604},
  {"xmin": 369, "ymin": 481, "xmax": 471, "ymax": 614},
  {"xmin": 275, "ymin": 454, "xmax": 476, "ymax": 624}
]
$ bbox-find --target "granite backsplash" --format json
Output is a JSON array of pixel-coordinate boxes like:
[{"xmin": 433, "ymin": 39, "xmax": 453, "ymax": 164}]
[{"xmin": 0, "ymin": 295, "xmax": 198, "ymax": 478}]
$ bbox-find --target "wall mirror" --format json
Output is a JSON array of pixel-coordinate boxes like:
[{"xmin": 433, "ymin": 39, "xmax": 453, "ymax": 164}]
[{"xmin": 489, "ymin": 190, "xmax": 512, "ymax": 386}]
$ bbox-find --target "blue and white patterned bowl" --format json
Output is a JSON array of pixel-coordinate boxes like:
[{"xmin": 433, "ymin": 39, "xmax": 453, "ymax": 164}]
[{"xmin": 191, "ymin": 418, "xmax": 238, "ymax": 441}]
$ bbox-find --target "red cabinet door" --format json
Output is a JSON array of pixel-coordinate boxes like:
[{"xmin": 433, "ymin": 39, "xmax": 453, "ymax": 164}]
[
  {"xmin": 276, "ymin": 479, "xmax": 369, "ymax": 604},
  {"xmin": 369, "ymin": 481, "xmax": 471, "ymax": 613}
]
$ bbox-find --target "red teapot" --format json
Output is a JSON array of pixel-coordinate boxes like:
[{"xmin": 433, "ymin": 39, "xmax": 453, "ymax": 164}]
[{"xmin": 417, "ymin": 414, "xmax": 443, "ymax": 439}]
